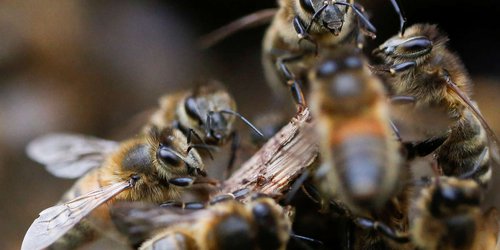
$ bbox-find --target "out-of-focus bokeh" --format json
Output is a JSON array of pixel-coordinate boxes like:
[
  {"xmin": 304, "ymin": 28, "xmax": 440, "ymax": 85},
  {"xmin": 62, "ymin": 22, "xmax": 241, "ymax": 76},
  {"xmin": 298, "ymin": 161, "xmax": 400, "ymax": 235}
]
[{"xmin": 0, "ymin": 0, "xmax": 499, "ymax": 249}]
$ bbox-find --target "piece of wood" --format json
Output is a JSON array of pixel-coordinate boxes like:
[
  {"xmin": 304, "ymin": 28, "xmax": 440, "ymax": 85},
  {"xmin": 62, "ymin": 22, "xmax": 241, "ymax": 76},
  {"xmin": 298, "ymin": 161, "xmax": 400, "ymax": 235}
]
[{"xmin": 221, "ymin": 108, "xmax": 319, "ymax": 200}]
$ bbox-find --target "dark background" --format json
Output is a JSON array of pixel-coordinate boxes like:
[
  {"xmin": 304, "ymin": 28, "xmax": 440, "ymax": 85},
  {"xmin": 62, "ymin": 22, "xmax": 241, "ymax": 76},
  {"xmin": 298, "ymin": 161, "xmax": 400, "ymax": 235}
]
[{"xmin": 1, "ymin": 0, "xmax": 499, "ymax": 249}]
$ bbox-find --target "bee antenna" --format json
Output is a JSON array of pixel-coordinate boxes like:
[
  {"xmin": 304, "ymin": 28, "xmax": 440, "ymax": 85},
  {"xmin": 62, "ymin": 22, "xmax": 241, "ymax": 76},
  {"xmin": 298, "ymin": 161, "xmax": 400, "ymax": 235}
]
[
  {"xmin": 390, "ymin": 0, "xmax": 407, "ymax": 36},
  {"xmin": 306, "ymin": 3, "xmax": 328, "ymax": 33},
  {"xmin": 290, "ymin": 232, "xmax": 324, "ymax": 247},
  {"xmin": 334, "ymin": 2, "xmax": 377, "ymax": 37},
  {"xmin": 220, "ymin": 109, "xmax": 264, "ymax": 137},
  {"xmin": 187, "ymin": 144, "xmax": 217, "ymax": 160}
]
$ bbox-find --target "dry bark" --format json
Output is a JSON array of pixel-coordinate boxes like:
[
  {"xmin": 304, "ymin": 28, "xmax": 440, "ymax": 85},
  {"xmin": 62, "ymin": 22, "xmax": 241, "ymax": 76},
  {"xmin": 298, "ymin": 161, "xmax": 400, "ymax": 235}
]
[{"xmin": 221, "ymin": 108, "xmax": 319, "ymax": 200}]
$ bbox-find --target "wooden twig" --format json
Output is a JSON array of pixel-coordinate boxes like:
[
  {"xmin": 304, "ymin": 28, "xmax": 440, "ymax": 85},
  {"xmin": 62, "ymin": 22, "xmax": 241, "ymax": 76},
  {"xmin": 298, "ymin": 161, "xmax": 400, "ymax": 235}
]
[{"xmin": 221, "ymin": 108, "xmax": 319, "ymax": 200}]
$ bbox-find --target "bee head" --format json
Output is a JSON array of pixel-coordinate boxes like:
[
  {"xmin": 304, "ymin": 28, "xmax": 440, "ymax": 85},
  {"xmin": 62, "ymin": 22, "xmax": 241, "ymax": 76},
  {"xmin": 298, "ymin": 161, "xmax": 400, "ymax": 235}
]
[
  {"xmin": 373, "ymin": 24, "xmax": 447, "ymax": 65},
  {"xmin": 297, "ymin": 0, "xmax": 349, "ymax": 36},
  {"xmin": 147, "ymin": 127, "xmax": 205, "ymax": 181},
  {"xmin": 180, "ymin": 83, "xmax": 236, "ymax": 145}
]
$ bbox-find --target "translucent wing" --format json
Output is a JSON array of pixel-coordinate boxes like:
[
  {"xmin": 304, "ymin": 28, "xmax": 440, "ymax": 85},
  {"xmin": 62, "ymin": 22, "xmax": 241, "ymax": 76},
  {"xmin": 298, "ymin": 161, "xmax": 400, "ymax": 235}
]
[
  {"xmin": 21, "ymin": 181, "xmax": 132, "ymax": 250},
  {"xmin": 112, "ymin": 202, "xmax": 209, "ymax": 245},
  {"xmin": 26, "ymin": 133, "xmax": 119, "ymax": 178}
]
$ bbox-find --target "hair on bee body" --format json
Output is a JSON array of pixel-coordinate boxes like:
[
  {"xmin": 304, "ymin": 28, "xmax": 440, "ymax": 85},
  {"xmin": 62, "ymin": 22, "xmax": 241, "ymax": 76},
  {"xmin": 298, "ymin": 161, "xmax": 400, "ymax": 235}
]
[{"xmin": 22, "ymin": 126, "xmax": 206, "ymax": 250}]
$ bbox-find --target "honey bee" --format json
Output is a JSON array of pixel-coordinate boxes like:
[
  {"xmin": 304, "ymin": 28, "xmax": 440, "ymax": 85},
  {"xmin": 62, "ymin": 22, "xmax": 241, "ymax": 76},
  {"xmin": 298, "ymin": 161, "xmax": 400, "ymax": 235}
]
[
  {"xmin": 146, "ymin": 81, "xmax": 262, "ymax": 176},
  {"xmin": 309, "ymin": 47, "xmax": 404, "ymax": 212},
  {"xmin": 112, "ymin": 196, "xmax": 293, "ymax": 250},
  {"xmin": 372, "ymin": 23, "xmax": 500, "ymax": 188},
  {"xmin": 262, "ymin": 0, "xmax": 406, "ymax": 105},
  {"xmin": 356, "ymin": 177, "xmax": 499, "ymax": 250},
  {"xmin": 21, "ymin": 127, "xmax": 206, "ymax": 250}
]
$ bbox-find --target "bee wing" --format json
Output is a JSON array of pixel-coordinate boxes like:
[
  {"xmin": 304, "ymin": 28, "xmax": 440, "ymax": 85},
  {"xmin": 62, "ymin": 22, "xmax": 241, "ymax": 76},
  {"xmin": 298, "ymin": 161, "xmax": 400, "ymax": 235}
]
[
  {"xmin": 112, "ymin": 202, "xmax": 209, "ymax": 245},
  {"xmin": 26, "ymin": 133, "xmax": 120, "ymax": 178},
  {"xmin": 445, "ymin": 79, "xmax": 500, "ymax": 164},
  {"xmin": 21, "ymin": 181, "xmax": 132, "ymax": 250}
]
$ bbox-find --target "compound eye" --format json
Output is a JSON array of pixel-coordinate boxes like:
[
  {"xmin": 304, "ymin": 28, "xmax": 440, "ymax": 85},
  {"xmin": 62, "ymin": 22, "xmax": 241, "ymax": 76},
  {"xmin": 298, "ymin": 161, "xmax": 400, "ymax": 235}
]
[
  {"xmin": 300, "ymin": 0, "xmax": 315, "ymax": 14},
  {"xmin": 397, "ymin": 37, "xmax": 432, "ymax": 55},
  {"xmin": 158, "ymin": 146, "xmax": 182, "ymax": 167},
  {"xmin": 315, "ymin": 60, "xmax": 339, "ymax": 78},
  {"xmin": 184, "ymin": 96, "xmax": 203, "ymax": 123}
]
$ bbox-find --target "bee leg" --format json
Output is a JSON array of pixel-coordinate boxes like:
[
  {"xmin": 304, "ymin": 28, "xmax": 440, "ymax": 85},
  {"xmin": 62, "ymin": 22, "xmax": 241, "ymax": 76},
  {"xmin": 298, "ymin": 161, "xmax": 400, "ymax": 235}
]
[
  {"xmin": 354, "ymin": 217, "xmax": 410, "ymax": 243},
  {"xmin": 292, "ymin": 16, "xmax": 318, "ymax": 53},
  {"xmin": 389, "ymin": 0, "xmax": 407, "ymax": 36},
  {"xmin": 301, "ymin": 183, "xmax": 353, "ymax": 217},
  {"xmin": 160, "ymin": 201, "xmax": 206, "ymax": 210},
  {"xmin": 276, "ymin": 54, "xmax": 308, "ymax": 106},
  {"xmin": 389, "ymin": 61, "xmax": 416, "ymax": 75},
  {"xmin": 340, "ymin": 2, "xmax": 377, "ymax": 38},
  {"xmin": 370, "ymin": 62, "xmax": 416, "ymax": 76},
  {"xmin": 168, "ymin": 177, "xmax": 195, "ymax": 187},
  {"xmin": 389, "ymin": 120, "xmax": 403, "ymax": 142},
  {"xmin": 404, "ymin": 135, "xmax": 449, "ymax": 160},
  {"xmin": 283, "ymin": 170, "xmax": 310, "ymax": 204},
  {"xmin": 224, "ymin": 131, "xmax": 240, "ymax": 180}
]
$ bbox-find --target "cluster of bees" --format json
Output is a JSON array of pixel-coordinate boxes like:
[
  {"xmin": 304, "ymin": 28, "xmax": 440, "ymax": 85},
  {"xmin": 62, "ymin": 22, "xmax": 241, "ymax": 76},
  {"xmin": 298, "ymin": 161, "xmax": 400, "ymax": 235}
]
[{"xmin": 21, "ymin": 0, "xmax": 500, "ymax": 249}]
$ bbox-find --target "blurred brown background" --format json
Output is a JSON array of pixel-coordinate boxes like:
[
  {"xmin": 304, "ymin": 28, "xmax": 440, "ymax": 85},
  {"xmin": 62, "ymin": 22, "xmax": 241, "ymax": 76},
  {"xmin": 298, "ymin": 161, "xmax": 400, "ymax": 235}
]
[{"xmin": 1, "ymin": 0, "xmax": 499, "ymax": 249}]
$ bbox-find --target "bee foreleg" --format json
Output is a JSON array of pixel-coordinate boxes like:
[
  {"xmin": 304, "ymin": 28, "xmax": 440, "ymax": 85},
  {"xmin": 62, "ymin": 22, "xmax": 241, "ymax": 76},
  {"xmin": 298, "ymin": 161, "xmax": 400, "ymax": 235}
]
[
  {"xmin": 404, "ymin": 134, "xmax": 449, "ymax": 160},
  {"xmin": 293, "ymin": 16, "xmax": 318, "ymax": 51},
  {"xmin": 224, "ymin": 131, "xmax": 240, "ymax": 179},
  {"xmin": 276, "ymin": 54, "xmax": 308, "ymax": 106},
  {"xmin": 353, "ymin": 217, "xmax": 410, "ymax": 243},
  {"xmin": 389, "ymin": 61, "xmax": 416, "ymax": 75}
]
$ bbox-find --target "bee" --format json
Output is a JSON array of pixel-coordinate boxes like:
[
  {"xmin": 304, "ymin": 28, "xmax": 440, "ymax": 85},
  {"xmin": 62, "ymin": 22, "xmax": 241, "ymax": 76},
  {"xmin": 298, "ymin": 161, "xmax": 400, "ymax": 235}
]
[
  {"xmin": 262, "ymin": 0, "xmax": 405, "ymax": 105},
  {"xmin": 112, "ymin": 196, "xmax": 293, "ymax": 250},
  {"xmin": 21, "ymin": 127, "xmax": 206, "ymax": 250},
  {"xmin": 356, "ymin": 177, "xmax": 499, "ymax": 250},
  {"xmin": 309, "ymin": 47, "xmax": 404, "ymax": 212},
  {"xmin": 146, "ymin": 81, "xmax": 262, "ymax": 177},
  {"xmin": 372, "ymin": 23, "xmax": 500, "ymax": 188}
]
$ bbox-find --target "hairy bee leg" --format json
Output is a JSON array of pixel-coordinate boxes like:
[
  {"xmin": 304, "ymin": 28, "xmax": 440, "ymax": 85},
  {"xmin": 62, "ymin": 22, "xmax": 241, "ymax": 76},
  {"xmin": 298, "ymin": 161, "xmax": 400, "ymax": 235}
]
[
  {"xmin": 370, "ymin": 62, "xmax": 416, "ymax": 75},
  {"xmin": 292, "ymin": 16, "xmax": 318, "ymax": 53},
  {"xmin": 389, "ymin": 0, "xmax": 407, "ymax": 36},
  {"xmin": 276, "ymin": 54, "xmax": 308, "ymax": 106},
  {"xmin": 354, "ymin": 217, "xmax": 410, "ymax": 243},
  {"xmin": 404, "ymin": 135, "xmax": 449, "ymax": 160},
  {"xmin": 223, "ymin": 131, "xmax": 240, "ymax": 180}
]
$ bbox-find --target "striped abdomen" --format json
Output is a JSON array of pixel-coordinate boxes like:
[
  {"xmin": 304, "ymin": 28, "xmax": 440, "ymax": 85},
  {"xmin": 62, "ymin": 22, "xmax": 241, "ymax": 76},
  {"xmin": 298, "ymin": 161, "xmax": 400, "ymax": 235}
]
[{"xmin": 437, "ymin": 109, "xmax": 491, "ymax": 187}]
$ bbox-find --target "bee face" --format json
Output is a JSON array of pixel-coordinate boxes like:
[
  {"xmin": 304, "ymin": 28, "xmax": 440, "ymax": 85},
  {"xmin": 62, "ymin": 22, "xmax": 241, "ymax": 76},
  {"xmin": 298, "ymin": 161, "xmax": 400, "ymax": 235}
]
[
  {"xmin": 150, "ymin": 127, "xmax": 205, "ymax": 178},
  {"xmin": 297, "ymin": 0, "xmax": 349, "ymax": 35},
  {"xmin": 179, "ymin": 85, "xmax": 236, "ymax": 145}
]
